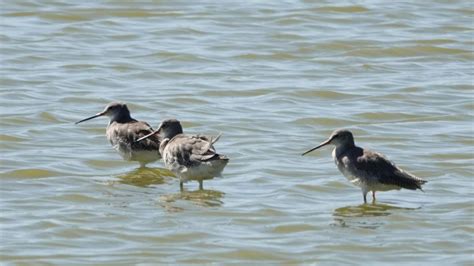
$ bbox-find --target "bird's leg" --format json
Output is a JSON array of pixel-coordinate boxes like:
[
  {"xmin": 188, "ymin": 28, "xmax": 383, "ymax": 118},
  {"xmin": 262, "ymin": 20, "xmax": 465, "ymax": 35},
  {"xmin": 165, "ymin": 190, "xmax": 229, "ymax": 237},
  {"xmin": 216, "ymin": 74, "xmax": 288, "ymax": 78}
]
[
  {"xmin": 199, "ymin": 180, "xmax": 203, "ymax": 190},
  {"xmin": 363, "ymin": 192, "xmax": 368, "ymax": 204},
  {"xmin": 372, "ymin": 191, "xmax": 376, "ymax": 203},
  {"xmin": 180, "ymin": 181, "xmax": 184, "ymax": 192}
]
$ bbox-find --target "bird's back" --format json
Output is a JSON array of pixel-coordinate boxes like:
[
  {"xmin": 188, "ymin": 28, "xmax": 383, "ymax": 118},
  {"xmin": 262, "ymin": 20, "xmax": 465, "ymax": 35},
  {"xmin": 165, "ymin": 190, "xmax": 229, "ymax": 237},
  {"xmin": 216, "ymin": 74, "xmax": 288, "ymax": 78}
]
[{"xmin": 164, "ymin": 134, "xmax": 225, "ymax": 165}]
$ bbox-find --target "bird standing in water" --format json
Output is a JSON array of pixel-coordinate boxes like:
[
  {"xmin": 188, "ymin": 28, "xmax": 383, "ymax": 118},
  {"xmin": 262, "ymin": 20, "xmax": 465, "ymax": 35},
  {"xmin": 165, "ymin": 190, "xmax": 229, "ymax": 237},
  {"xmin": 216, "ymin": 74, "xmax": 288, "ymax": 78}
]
[
  {"xmin": 75, "ymin": 102, "xmax": 161, "ymax": 167},
  {"xmin": 302, "ymin": 129, "xmax": 427, "ymax": 203},
  {"xmin": 136, "ymin": 119, "xmax": 228, "ymax": 191}
]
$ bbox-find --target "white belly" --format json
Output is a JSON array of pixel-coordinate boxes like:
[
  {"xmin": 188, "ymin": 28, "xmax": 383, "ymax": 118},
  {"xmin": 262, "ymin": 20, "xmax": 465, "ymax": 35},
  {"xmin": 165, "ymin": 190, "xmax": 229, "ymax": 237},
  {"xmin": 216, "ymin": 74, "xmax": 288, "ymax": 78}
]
[{"xmin": 163, "ymin": 152, "xmax": 227, "ymax": 183}]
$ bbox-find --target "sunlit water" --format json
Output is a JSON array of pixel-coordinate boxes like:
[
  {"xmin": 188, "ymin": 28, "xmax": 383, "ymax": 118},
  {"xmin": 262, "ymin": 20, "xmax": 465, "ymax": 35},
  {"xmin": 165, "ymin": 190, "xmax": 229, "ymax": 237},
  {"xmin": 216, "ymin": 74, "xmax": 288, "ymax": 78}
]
[{"xmin": 1, "ymin": 1, "xmax": 473, "ymax": 265}]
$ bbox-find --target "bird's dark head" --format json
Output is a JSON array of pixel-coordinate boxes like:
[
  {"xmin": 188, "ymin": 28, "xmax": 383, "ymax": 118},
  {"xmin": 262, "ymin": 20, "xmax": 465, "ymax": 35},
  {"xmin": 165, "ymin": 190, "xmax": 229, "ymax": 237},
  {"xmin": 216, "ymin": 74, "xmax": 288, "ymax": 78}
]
[
  {"xmin": 135, "ymin": 118, "xmax": 183, "ymax": 144},
  {"xmin": 302, "ymin": 129, "xmax": 355, "ymax": 156},
  {"xmin": 327, "ymin": 129, "xmax": 354, "ymax": 147},
  {"xmin": 102, "ymin": 102, "xmax": 128, "ymax": 115},
  {"xmin": 75, "ymin": 101, "xmax": 130, "ymax": 124},
  {"xmin": 156, "ymin": 119, "xmax": 183, "ymax": 140},
  {"xmin": 97, "ymin": 102, "xmax": 131, "ymax": 123}
]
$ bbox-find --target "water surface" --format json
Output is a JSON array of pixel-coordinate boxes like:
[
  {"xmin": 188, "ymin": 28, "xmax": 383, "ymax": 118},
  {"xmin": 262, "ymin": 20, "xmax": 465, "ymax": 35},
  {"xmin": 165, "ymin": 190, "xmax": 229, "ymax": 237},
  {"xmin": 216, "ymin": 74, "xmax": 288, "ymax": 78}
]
[{"xmin": 1, "ymin": 1, "xmax": 473, "ymax": 265}]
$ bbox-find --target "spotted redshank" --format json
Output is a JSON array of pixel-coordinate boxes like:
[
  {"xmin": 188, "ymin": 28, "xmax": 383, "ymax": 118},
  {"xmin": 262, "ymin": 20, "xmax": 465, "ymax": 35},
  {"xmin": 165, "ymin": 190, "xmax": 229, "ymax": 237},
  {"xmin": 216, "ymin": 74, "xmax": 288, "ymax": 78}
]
[
  {"xmin": 136, "ymin": 119, "xmax": 228, "ymax": 191},
  {"xmin": 302, "ymin": 129, "xmax": 427, "ymax": 203},
  {"xmin": 75, "ymin": 102, "xmax": 161, "ymax": 167}
]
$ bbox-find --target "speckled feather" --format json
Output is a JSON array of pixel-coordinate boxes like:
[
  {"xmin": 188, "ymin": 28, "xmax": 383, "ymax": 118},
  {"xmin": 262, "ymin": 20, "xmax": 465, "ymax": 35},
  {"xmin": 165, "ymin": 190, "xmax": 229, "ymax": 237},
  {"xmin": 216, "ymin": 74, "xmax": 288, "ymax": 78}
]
[
  {"xmin": 162, "ymin": 134, "xmax": 221, "ymax": 167},
  {"xmin": 107, "ymin": 120, "xmax": 160, "ymax": 152}
]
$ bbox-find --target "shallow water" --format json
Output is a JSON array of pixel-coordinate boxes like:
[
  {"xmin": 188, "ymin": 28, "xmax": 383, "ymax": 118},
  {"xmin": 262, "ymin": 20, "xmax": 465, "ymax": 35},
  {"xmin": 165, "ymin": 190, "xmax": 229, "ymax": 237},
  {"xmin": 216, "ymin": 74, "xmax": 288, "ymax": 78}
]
[{"xmin": 1, "ymin": 0, "xmax": 473, "ymax": 265}]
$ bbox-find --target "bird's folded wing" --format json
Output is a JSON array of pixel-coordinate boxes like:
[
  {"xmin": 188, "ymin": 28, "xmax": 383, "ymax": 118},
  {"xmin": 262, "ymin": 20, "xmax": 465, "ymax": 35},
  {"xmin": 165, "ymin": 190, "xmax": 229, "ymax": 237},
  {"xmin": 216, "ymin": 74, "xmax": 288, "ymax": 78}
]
[
  {"xmin": 126, "ymin": 121, "xmax": 160, "ymax": 151},
  {"xmin": 354, "ymin": 151, "xmax": 424, "ymax": 190},
  {"xmin": 169, "ymin": 135, "xmax": 219, "ymax": 165}
]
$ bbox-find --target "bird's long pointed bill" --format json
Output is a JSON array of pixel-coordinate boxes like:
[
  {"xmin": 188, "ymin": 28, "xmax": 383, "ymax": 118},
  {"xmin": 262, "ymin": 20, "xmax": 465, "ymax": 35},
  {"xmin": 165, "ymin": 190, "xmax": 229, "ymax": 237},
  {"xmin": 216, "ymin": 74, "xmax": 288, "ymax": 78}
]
[
  {"xmin": 136, "ymin": 130, "xmax": 158, "ymax": 143},
  {"xmin": 75, "ymin": 112, "xmax": 104, "ymax": 124},
  {"xmin": 302, "ymin": 139, "xmax": 331, "ymax": 156}
]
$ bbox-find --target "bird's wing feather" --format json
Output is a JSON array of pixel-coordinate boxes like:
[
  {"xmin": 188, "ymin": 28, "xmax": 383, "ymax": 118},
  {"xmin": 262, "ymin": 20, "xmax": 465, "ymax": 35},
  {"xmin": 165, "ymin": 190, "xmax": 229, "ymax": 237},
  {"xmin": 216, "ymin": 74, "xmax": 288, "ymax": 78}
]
[
  {"xmin": 168, "ymin": 134, "xmax": 220, "ymax": 166},
  {"xmin": 108, "ymin": 121, "xmax": 160, "ymax": 151},
  {"xmin": 131, "ymin": 121, "xmax": 161, "ymax": 151},
  {"xmin": 352, "ymin": 150, "xmax": 426, "ymax": 190}
]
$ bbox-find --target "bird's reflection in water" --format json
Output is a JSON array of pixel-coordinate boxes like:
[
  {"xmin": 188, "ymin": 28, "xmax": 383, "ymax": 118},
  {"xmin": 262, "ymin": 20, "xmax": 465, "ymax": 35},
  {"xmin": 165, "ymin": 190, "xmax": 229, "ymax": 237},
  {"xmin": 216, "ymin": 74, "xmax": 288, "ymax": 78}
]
[
  {"xmin": 332, "ymin": 203, "xmax": 420, "ymax": 229},
  {"xmin": 159, "ymin": 189, "xmax": 225, "ymax": 211},
  {"xmin": 117, "ymin": 167, "xmax": 173, "ymax": 187},
  {"xmin": 113, "ymin": 168, "xmax": 224, "ymax": 211}
]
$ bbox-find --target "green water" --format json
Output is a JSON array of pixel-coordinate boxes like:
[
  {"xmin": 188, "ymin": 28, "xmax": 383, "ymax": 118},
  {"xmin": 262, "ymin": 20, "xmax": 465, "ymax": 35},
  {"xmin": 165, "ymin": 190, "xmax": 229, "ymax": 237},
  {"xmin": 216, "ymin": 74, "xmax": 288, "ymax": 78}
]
[{"xmin": 1, "ymin": 1, "xmax": 473, "ymax": 265}]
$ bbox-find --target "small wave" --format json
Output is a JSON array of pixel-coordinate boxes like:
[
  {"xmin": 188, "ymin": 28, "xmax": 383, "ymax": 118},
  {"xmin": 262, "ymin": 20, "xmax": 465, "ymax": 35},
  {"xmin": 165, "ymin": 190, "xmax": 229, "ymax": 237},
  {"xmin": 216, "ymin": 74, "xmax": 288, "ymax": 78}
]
[
  {"xmin": 312, "ymin": 5, "xmax": 370, "ymax": 13},
  {"xmin": 1, "ymin": 168, "xmax": 63, "ymax": 179},
  {"xmin": 345, "ymin": 45, "xmax": 470, "ymax": 57}
]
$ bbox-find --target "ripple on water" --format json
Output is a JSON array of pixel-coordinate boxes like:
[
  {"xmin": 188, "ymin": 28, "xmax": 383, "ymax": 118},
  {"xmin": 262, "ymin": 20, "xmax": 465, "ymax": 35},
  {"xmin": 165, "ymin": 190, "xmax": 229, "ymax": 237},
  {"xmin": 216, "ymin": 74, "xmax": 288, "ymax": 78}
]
[
  {"xmin": 292, "ymin": 117, "xmax": 358, "ymax": 127},
  {"xmin": 46, "ymin": 193, "xmax": 101, "ymax": 203},
  {"xmin": 271, "ymin": 223, "xmax": 318, "ymax": 234},
  {"xmin": 355, "ymin": 111, "xmax": 424, "ymax": 122},
  {"xmin": 345, "ymin": 45, "xmax": 472, "ymax": 58},
  {"xmin": 1, "ymin": 168, "xmax": 64, "ymax": 179},
  {"xmin": 0, "ymin": 134, "xmax": 27, "ymax": 142},
  {"xmin": 211, "ymin": 249, "xmax": 288, "ymax": 263},
  {"xmin": 38, "ymin": 111, "xmax": 62, "ymax": 123},
  {"xmin": 200, "ymin": 88, "xmax": 275, "ymax": 97},
  {"xmin": 283, "ymin": 90, "xmax": 359, "ymax": 100},
  {"xmin": 313, "ymin": 5, "xmax": 370, "ymax": 13}
]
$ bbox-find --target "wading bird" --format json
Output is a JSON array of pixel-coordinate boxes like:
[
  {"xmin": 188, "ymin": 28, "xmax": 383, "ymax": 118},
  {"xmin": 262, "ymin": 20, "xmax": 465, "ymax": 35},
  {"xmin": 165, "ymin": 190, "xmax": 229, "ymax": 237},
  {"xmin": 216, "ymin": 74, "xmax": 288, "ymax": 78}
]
[
  {"xmin": 136, "ymin": 119, "xmax": 228, "ymax": 191},
  {"xmin": 302, "ymin": 129, "xmax": 427, "ymax": 203},
  {"xmin": 75, "ymin": 102, "xmax": 161, "ymax": 167}
]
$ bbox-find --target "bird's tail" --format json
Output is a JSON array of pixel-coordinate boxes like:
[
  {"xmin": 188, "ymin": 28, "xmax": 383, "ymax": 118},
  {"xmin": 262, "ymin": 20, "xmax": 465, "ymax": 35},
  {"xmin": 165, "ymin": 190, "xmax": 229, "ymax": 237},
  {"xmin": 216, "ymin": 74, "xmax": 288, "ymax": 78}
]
[{"xmin": 397, "ymin": 170, "xmax": 427, "ymax": 191}]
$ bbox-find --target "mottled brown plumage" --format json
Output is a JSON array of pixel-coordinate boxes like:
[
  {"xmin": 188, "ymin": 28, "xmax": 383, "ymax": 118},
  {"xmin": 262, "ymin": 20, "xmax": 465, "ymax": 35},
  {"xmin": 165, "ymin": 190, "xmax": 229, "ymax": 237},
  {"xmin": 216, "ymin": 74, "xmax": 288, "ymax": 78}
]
[
  {"xmin": 136, "ymin": 119, "xmax": 228, "ymax": 190},
  {"xmin": 302, "ymin": 129, "xmax": 427, "ymax": 203},
  {"xmin": 76, "ymin": 102, "xmax": 161, "ymax": 167}
]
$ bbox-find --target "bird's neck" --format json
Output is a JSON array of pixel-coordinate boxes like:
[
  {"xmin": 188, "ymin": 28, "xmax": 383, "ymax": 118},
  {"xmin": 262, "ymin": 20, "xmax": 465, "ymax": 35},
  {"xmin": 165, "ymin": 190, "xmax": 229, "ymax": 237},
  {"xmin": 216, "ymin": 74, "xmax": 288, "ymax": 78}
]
[
  {"xmin": 333, "ymin": 142, "xmax": 356, "ymax": 159},
  {"xmin": 159, "ymin": 138, "xmax": 170, "ymax": 155},
  {"xmin": 109, "ymin": 111, "xmax": 135, "ymax": 124},
  {"xmin": 162, "ymin": 127, "xmax": 183, "ymax": 141}
]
